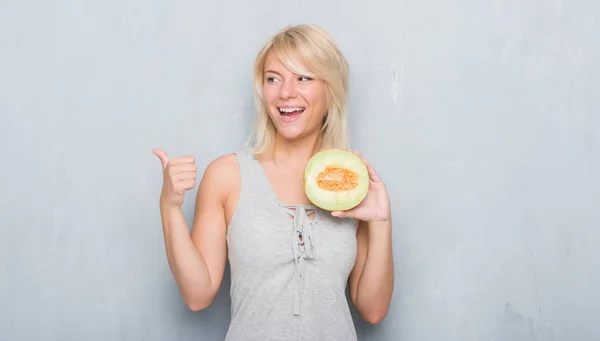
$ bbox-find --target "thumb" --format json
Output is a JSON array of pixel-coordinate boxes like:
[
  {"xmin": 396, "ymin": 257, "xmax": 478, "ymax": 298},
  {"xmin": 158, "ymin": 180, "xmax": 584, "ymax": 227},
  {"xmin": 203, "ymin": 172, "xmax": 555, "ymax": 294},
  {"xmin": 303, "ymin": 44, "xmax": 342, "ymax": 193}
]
[
  {"xmin": 152, "ymin": 148, "xmax": 170, "ymax": 169},
  {"xmin": 331, "ymin": 210, "xmax": 351, "ymax": 218}
]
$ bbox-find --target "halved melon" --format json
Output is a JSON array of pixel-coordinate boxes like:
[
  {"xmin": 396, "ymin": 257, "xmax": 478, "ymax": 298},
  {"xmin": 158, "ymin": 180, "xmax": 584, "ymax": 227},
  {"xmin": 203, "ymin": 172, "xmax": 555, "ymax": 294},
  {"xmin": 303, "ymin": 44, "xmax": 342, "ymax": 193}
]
[{"xmin": 303, "ymin": 149, "xmax": 369, "ymax": 212}]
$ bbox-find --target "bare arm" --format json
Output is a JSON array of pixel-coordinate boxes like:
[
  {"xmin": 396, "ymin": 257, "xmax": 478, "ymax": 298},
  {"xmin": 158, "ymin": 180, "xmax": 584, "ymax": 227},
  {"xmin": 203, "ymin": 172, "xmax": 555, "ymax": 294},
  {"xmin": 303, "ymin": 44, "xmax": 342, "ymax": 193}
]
[
  {"xmin": 154, "ymin": 149, "xmax": 236, "ymax": 311},
  {"xmin": 330, "ymin": 150, "xmax": 395, "ymax": 324},
  {"xmin": 348, "ymin": 219, "xmax": 394, "ymax": 324}
]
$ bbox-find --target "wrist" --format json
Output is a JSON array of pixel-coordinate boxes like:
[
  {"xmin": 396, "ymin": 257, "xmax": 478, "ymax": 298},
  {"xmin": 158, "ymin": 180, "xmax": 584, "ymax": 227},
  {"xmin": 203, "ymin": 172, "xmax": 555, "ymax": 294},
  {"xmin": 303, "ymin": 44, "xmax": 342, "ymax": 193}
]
[
  {"xmin": 366, "ymin": 218, "xmax": 392, "ymax": 232},
  {"xmin": 160, "ymin": 202, "xmax": 182, "ymax": 215},
  {"xmin": 368, "ymin": 213, "xmax": 392, "ymax": 225}
]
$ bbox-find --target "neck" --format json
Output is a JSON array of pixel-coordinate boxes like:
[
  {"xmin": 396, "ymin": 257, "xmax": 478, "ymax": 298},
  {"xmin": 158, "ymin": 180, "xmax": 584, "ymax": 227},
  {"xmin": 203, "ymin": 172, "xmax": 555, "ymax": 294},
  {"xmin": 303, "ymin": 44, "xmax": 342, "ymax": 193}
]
[{"xmin": 271, "ymin": 132, "xmax": 322, "ymax": 165}]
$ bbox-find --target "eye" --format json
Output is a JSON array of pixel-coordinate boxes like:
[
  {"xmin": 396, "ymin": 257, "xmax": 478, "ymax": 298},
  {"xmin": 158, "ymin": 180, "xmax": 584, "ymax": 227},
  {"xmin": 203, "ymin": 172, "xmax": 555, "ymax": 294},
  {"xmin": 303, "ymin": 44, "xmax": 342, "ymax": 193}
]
[
  {"xmin": 298, "ymin": 76, "xmax": 312, "ymax": 82},
  {"xmin": 266, "ymin": 77, "xmax": 278, "ymax": 83}
]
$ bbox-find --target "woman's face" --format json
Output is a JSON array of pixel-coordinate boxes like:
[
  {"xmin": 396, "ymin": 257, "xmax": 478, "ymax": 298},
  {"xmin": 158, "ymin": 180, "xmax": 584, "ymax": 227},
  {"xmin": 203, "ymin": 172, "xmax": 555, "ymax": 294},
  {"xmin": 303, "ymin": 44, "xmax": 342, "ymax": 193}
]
[{"xmin": 262, "ymin": 51, "xmax": 328, "ymax": 142}]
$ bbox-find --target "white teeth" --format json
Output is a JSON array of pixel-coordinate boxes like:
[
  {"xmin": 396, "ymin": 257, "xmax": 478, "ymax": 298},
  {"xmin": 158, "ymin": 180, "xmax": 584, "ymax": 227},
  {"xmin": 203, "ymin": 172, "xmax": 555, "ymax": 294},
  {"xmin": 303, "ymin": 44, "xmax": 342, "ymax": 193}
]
[{"xmin": 279, "ymin": 107, "xmax": 304, "ymax": 113}]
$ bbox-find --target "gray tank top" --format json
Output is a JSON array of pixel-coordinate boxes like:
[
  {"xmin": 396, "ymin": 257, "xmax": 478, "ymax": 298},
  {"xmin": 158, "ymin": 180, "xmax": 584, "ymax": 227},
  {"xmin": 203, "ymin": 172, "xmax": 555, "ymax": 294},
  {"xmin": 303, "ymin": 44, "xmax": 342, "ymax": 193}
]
[{"xmin": 224, "ymin": 150, "xmax": 359, "ymax": 341}]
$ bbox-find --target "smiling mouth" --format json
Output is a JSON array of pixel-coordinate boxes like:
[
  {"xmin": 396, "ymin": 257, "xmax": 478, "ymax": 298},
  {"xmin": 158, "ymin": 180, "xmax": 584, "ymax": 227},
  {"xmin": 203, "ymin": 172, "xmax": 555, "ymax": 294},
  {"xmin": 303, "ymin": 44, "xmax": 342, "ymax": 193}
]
[{"xmin": 278, "ymin": 107, "xmax": 305, "ymax": 116}]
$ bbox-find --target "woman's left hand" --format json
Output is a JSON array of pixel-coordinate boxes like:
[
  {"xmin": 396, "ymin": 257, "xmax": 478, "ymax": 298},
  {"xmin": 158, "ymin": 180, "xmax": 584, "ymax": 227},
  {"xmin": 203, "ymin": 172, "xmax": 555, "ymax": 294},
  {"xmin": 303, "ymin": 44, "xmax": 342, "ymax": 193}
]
[{"xmin": 331, "ymin": 150, "xmax": 391, "ymax": 222}]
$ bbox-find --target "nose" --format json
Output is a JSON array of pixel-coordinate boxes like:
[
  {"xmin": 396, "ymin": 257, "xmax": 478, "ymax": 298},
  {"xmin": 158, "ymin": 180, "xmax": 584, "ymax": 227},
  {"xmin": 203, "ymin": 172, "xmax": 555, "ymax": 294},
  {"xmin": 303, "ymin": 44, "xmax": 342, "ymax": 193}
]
[{"xmin": 279, "ymin": 78, "xmax": 298, "ymax": 100}]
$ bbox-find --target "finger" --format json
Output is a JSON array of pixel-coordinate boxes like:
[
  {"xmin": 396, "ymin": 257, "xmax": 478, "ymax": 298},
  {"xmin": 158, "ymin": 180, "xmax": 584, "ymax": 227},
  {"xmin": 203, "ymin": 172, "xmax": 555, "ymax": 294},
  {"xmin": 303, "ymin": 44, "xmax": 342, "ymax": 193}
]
[
  {"xmin": 365, "ymin": 162, "xmax": 382, "ymax": 183},
  {"xmin": 168, "ymin": 163, "xmax": 197, "ymax": 174},
  {"xmin": 169, "ymin": 156, "xmax": 196, "ymax": 165},
  {"xmin": 173, "ymin": 179, "xmax": 196, "ymax": 193},
  {"xmin": 152, "ymin": 148, "xmax": 170, "ymax": 169},
  {"xmin": 331, "ymin": 211, "xmax": 346, "ymax": 218},
  {"xmin": 180, "ymin": 179, "xmax": 196, "ymax": 191},
  {"xmin": 351, "ymin": 150, "xmax": 383, "ymax": 183},
  {"xmin": 348, "ymin": 149, "xmax": 368, "ymax": 166},
  {"xmin": 173, "ymin": 172, "xmax": 196, "ymax": 181},
  {"xmin": 331, "ymin": 209, "xmax": 355, "ymax": 219},
  {"xmin": 350, "ymin": 149, "xmax": 367, "ymax": 163}
]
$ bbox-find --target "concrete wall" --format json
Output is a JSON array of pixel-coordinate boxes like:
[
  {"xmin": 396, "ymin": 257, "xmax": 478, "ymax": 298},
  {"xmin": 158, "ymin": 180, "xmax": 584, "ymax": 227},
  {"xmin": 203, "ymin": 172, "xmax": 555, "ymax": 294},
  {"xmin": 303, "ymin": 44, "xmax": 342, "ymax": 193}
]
[{"xmin": 1, "ymin": 0, "xmax": 599, "ymax": 340}]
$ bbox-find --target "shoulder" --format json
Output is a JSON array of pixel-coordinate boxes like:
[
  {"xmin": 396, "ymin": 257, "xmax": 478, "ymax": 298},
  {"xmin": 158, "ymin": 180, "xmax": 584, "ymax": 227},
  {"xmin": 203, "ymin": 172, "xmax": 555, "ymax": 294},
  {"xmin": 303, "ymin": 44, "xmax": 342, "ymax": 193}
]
[
  {"xmin": 205, "ymin": 153, "xmax": 240, "ymax": 173},
  {"xmin": 201, "ymin": 153, "xmax": 240, "ymax": 185},
  {"xmin": 197, "ymin": 152, "xmax": 241, "ymax": 202}
]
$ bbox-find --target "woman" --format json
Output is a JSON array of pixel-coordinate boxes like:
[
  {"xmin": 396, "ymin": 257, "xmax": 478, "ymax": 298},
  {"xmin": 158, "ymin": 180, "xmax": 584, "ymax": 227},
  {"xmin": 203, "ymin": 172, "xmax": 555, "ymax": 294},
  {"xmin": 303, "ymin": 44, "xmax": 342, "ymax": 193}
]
[{"xmin": 153, "ymin": 24, "xmax": 394, "ymax": 340}]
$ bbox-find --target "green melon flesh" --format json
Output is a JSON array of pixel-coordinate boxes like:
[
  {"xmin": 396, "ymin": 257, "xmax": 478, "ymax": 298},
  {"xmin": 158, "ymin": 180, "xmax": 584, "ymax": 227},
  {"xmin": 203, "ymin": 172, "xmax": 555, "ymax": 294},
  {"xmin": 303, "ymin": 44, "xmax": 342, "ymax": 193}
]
[{"xmin": 303, "ymin": 149, "xmax": 369, "ymax": 212}]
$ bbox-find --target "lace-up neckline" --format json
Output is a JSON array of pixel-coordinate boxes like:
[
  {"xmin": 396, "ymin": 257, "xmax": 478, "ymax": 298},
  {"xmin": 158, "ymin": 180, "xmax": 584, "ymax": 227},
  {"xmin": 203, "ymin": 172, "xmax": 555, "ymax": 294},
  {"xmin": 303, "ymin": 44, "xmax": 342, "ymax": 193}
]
[
  {"xmin": 252, "ymin": 155, "xmax": 320, "ymax": 316},
  {"xmin": 281, "ymin": 204, "xmax": 317, "ymax": 315}
]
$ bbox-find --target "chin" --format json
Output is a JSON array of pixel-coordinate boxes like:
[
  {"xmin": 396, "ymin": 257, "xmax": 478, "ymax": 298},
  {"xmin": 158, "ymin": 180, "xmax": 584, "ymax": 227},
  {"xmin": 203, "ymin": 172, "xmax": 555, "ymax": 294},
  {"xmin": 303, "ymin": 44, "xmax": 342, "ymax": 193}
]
[{"xmin": 276, "ymin": 126, "xmax": 306, "ymax": 140}]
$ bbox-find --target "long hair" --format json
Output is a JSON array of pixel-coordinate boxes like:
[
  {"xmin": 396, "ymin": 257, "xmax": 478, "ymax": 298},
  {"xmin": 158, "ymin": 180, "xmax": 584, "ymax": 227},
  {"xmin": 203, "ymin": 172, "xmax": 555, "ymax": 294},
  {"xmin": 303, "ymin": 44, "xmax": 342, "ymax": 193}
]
[{"xmin": 246, "ymin": 24, "xmax": 350, "ymax": 156}]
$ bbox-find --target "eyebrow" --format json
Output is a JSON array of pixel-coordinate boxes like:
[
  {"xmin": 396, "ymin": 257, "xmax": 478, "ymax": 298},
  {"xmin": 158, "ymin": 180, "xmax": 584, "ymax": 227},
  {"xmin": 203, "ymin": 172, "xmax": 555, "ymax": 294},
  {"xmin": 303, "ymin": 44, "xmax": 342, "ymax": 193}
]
[{"xmin": 264, "ymin": 70, "xmax": 282, "ymax": 75}]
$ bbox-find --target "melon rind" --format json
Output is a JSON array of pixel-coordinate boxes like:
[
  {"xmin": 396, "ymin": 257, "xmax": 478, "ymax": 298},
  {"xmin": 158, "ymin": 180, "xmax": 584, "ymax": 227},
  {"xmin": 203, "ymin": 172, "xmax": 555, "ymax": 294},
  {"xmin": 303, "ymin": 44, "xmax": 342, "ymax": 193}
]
[{"xmin": 303, "ymin": 149, "xmax": 369, "ymax": 212}]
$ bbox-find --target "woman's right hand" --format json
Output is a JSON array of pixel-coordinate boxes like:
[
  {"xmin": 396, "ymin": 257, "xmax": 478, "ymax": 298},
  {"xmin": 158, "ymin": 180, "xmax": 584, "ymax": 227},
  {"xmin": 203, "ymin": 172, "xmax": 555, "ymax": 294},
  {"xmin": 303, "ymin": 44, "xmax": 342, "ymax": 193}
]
[{"xmin": 152, "ymin": 148, "xmax": 198, "ymax": 209}]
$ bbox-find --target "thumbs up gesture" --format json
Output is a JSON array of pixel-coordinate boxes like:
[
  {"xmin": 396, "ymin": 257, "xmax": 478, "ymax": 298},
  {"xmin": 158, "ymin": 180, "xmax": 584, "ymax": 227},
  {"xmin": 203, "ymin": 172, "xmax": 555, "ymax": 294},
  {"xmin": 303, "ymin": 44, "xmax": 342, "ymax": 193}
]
[{"xmin": 153, "ymin": 148, "xmax": 198, "ymax": 209}]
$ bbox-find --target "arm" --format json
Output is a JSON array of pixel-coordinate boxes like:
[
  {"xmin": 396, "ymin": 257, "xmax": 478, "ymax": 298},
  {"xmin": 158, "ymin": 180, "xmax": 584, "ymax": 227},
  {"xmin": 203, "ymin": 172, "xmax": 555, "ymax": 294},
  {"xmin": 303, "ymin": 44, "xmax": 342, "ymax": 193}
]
[
  {"xmin": 327, "ymin": 149, "xmax": 395, "ymax": 323},
  {"xmin": 348, "ymin": 219, "xmax": 394, "ymax": 324},
  {"xmin": 157, "ymin": 152, "xmax": 236, "ymax": 311}
]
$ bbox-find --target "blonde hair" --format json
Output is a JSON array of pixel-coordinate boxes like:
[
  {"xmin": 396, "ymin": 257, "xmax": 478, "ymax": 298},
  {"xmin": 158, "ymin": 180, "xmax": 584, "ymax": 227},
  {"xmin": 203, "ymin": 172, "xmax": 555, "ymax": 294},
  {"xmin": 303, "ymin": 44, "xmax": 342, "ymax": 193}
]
[{"xmin": 245, "ymin": 24, "xmax": 350, "ymax": 156}]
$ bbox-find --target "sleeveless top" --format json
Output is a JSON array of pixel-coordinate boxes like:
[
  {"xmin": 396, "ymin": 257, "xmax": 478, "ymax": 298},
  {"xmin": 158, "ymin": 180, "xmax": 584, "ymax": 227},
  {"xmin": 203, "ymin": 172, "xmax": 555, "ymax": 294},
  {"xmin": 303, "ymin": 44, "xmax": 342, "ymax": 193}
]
[{"xmin": 224, "ymin": 150, "xmax": 359, "ymax": 341}]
